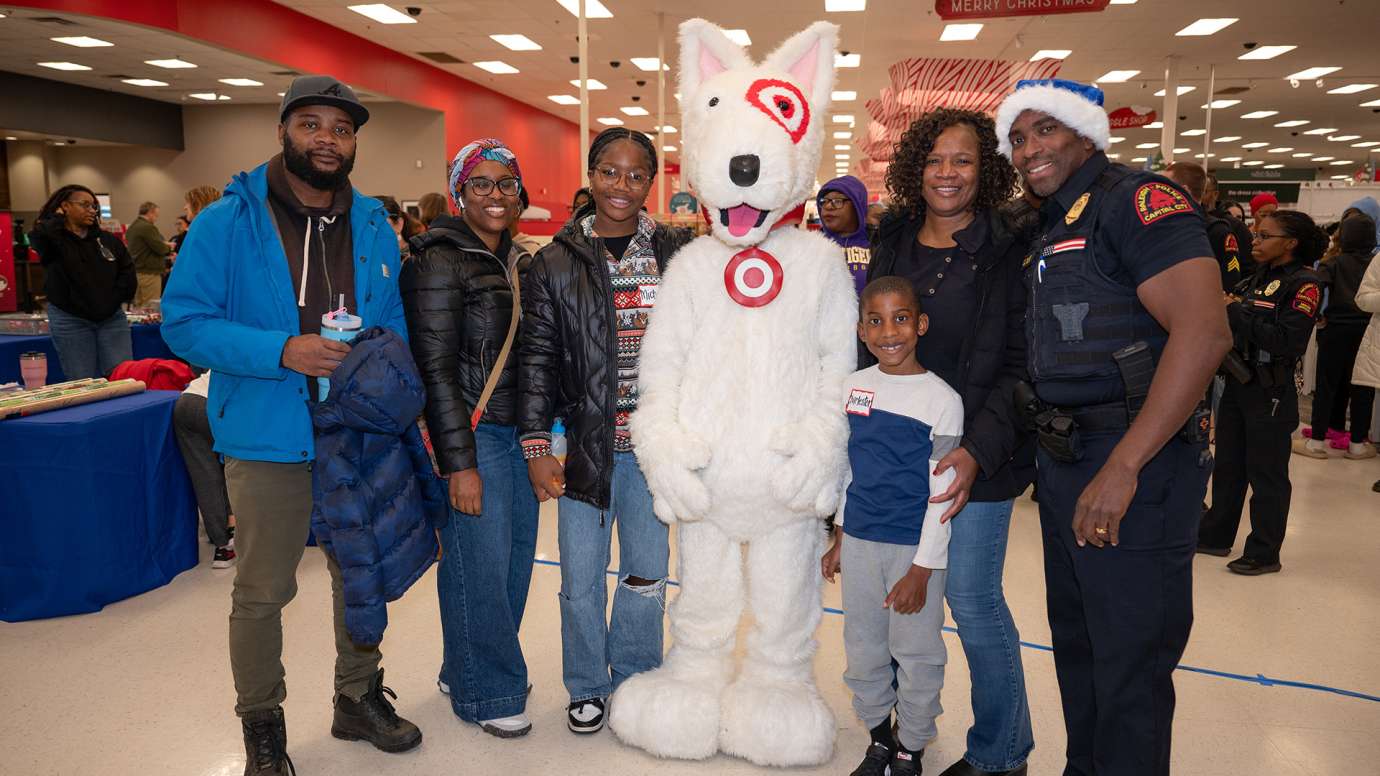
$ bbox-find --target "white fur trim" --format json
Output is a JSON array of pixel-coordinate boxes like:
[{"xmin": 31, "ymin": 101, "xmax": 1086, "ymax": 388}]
[{"xmin": 996, "ymin": 84, "xmax": 1110, "ymax": 158}]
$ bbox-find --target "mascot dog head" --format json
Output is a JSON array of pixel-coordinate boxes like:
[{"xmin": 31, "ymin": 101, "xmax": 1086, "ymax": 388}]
[{"xmin": 679, "ymin": 19, "xmax": 838, "ymax": 248}]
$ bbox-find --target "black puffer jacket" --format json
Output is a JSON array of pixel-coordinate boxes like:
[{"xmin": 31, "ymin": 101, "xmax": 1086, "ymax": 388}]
[
  {"xmin": 518, "ymin": 215, "xmax": 693, "ymax": 509},
  {"xmin": 29, "ymin": 216, "xmax": 137, "ymax": 322},
  {"xmin": 400, "ymin": 216, "xmax": 531, "ymax": 474},
  {"xmin": 863, "ymin": 208, "xmax": 1035, "ymax": 503}
]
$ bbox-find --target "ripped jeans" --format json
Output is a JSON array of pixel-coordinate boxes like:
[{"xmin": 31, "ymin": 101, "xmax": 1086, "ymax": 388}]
[{"xmin": 557, "ymin": 452, "xmax": 669, "ymax": 703}]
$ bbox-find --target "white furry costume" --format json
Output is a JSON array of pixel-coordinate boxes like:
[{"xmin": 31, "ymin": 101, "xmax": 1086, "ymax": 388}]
[{"xmin": 607, "ymin": 19, "xmax": 856, "ymax": 768}]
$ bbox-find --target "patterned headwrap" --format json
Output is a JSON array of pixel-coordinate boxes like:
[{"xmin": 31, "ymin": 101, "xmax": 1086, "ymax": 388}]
[{"xmin": 448, "ymin": 138, "xmax": 522, "ymax": 208}]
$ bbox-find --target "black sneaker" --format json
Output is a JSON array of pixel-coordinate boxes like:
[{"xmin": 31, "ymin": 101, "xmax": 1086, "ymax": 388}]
[
  {"xmin": 331, "ymin": 669, "xmax": 422, "ymax": 753},
  {"xmin": 566, "ymin": 697, "xmax": 606, "ymax": 734},
  {"xmin": 850, "ymin": 742, "xmax": 893, "ymax": 776},
  {"xmin": 891, "ymin": 748, "xmax": 924, "ymax": 776},
  {"xmin": 241, "ymin": 707, "xmax": 294, "ymax": 775},
  {"xmin": 213, "ymin": 546, "xmax": 237, "ymax": 568},
  {"xmin": 1227, "ymin": 556, "xmax": 1282, "ymax": 576}
]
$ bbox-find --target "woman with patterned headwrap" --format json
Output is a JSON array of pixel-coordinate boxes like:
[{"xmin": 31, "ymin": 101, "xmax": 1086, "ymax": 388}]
[{"xmin": 399, "ymin": 138, "xmax": 539, "ymax": 738}]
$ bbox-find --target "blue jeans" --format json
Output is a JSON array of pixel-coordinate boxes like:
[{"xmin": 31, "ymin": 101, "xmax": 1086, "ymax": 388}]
[
  {"xmin": 47, "ymin": 304, "xmax": 132, "ymax": 380},
  {"xmin": 557, "ymin": 452, "xmax": 669, "ymax": 703},
  {"xmin": 437, "ymin": 424, "xmax": 540, "ymax": 721},
  {"xmin": 945, "ymin": 498, "xmax": 1034, "ymax": 772}
]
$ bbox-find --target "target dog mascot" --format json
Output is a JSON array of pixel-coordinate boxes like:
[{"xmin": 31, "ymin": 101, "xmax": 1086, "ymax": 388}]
[{"xmin": 607, "ymin": 19, "xmax": 856, "ymax": 768}]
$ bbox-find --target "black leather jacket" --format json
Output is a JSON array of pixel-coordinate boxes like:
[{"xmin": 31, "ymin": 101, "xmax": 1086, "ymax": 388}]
[
  {"xmin": 518, "ymin": 215, "xmax": 692, "ymax": 509},
  {"xmin": 400, "ymin": 216, "xmax": 530, "ymax": 474}
]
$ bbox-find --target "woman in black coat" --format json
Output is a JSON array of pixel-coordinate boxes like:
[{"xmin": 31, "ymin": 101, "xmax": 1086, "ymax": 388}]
[
  {"xmin": 863, "ymin": 109, "xmax": 1034, "ymax": 776},
  {"xmin": 399, "ymin": 139, "xmax": 537, "ymax": 738},
  {"xmin": 28, "ymin": 184, "xmax": 136, "ymax": 379}
]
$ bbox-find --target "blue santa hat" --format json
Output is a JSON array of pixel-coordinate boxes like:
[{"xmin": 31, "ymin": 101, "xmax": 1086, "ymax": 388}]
[{"xmin": 995, "ymin": 78, "xmax": 1111, "ymax": 159}]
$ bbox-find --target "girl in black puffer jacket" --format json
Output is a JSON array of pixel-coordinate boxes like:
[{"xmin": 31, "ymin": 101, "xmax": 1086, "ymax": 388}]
[
  {"xmin": 398, "ymin": 139, "xmax": 539, "ymax": 738},
  {"xmin": 517, "ymin": 128, "xmax": 691, "ymax": 733}
]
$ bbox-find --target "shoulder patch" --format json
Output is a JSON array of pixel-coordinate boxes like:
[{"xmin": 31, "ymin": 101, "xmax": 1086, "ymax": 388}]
[
  {"xmin": 1291, "ymin": 282, "xmax": 1321, "ymax": 316},
  {"xmin": 1224, "ymin": 233, "xmax": 1239, "ymax": 255},
  {"xmin": 1134, "ymin": 182, "xmax": 1193, "ymax": 225}
]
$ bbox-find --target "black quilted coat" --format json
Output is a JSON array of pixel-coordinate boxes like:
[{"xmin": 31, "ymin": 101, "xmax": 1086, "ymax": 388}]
[
  {"xmin": 399, "ymin": 216, "xmax": 530, "ymax": 475},
  {"xmin": 862, "ymin": 208, "xmax": 1035, "ymax": 503},
  {"xmin": 517, "ymin": 216, "xmax": 692, "ymax": 509}
]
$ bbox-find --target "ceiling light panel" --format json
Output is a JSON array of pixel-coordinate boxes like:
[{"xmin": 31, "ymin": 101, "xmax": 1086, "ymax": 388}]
[
  {"xmin": 1154, "ymin": 86, "xmax": 1196, "ymax": 96},
  {"xmin": 1329, "ymin": 134, "xmax": 1361, "ymax": 142},
  {"xmin": 596, "ymin": 116, "xmax": 623, "ymax": 125},
  {"xmin": 1176, "ymin": 18, "xmax": 1237, "ymax": 36},
  {"xmin": 1213, "ymin": 136, "xmax": 1242, "ymax": 142},
  {"xmin": 1238, "ymin": 45, "xmax": 1296, "ymax": 60},
  {"xmin": 474, "ymin": 61, "xmax": 518, "ymax": 74},
  {"xmin": 629, "ymin": 57, "xmax": 668, "ymax": 71},
  {"xmin": 347, "ymin": 4, "xmax": 418, "ymax": 24},
  {"xmin": 1303, "ymin": 127, "xmax": 1338, "ymax": 135},
  {"xmin": 51, "ymin": 36, "xmax": 112, "ymax": 47},
  {"xmin": 555, "ymin": 0, "xmax": 612, "ymax": 19},
  {"xmin": 491, "ymin": 34, "xmax": 540, "ymax": 51},
  {"xmin": 548, "ymin": 94, "xmax": 579, "ymax": 105},
  {"xmin": 1241, "ymin": 110, "xmax": 1278, "ymax": 119},
  {"xmin": 832, "ymin": 90, "xmax": 856, "ymax": 101},
  {"xmin": 570, "ymin": 78, "xmax": 606, "ymax": 90},
  {"xmin": 1267, "ymin": 147, "xmax": 1293, "ymax": 153},
  {"xmin": 1241, "ymin": 142, "xmax": 1269, "ymax": 148},
  {"xmin": 1030, "ymin": 50, "xmax": 1071, "ymax": 61},
  {"xmin": 833, "ymin": 131, "xmax": 852, "ymax": 139},
  {"xmin": 941, "ymin": 24, "xmax": 983, "ymax": 41},
  {"xmin": 38, "ymin": 62, "xmax": 91, "ymax": 71},
  {"xmin": 218, "ymin": 78, "xmax": 263, "ymax": 86},
  {"xmin": 1286, "ymin": 66, "xmax": 1340, "ymax": 80},
  {"xmin": 620, "ymin": 106, "xmax": 649, "ymax": 116},
  {"xmin": 836, "ymin": 53, "xmax": 861, "ymax": 68},
  {"xmin": 122, "ymin": 78, "xmax": 168, "ymax": 87},
  {"xmin": 1096, "ymin": 70, "xmax": 1140, "ymax": 83},
  {"xmin": 1273, "ymin": 120, "xmax": 1309, "ymax": 127},
  {"xmin": 1312, "ymin": 156, "xmax": 1334, "ymax": 161},
  {"xmin": 1181, "ymin": 129, "xmax": 1206, "ymax": 136},
  {"xmin": 1327, "ymin": 83, "xmax": 1377, "ymax": 95},
  {"xmin": 146, "ymin": 58, "xmax": 196, "ymax": 69},
  {"xmin": 1204, "ymin": 99, "xmax": 1241, "ymax": 109},
  {"xmin": 825, "ymin": 0, "xmax": 867, "ymax": 10}
]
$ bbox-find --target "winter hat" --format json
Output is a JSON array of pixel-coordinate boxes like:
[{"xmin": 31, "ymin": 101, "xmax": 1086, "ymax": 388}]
[
  {"xmin": 447, "ymin": 138, "xmax": 523, "ymax": 209},
  {"xmin": 995, "ymin": 78, "xmax": 1110, "ymax": 159},
  {"xmin": 1249, "ymin": 193, "xmax": 1279, "ymax": 217}
]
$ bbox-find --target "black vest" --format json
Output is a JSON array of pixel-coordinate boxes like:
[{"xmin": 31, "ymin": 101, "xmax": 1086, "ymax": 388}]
[
  {"xmin": 1232, "ymin": 261, "xmax": 1324, "ymax": 386},
  {"xmin": 1026, "ymin": 165, "xmax": 1169, "ymax": 404}
]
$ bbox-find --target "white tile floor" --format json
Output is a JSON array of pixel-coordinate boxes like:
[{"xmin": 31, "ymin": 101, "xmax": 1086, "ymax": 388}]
[{"xmin": 2, "ymin": 451, "xmax": 1377, "ymax": 776}]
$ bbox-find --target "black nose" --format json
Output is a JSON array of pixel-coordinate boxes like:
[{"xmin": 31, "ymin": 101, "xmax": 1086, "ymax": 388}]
[{"xmin": 729, "ymin": 154, "xmax": 760, "ymax": 187}]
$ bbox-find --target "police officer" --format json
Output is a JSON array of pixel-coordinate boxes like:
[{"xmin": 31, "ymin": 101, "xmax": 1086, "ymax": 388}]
[
  {"xmin": 996, "ymin": 79, "xmax": 1232, "ymax": 776},
  {"xmin": 1197, "ymin": 210, "xmax": 1326, "ymax": 574},
  {"xmin": 1164, "ymin": 162, "xmax": 1245, "ymax": 293}
]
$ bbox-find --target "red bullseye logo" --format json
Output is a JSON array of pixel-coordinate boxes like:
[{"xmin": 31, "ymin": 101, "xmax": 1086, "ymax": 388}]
[{"xmin": 724, "ymin": 248, "xmax": 784, "ymax": 308}]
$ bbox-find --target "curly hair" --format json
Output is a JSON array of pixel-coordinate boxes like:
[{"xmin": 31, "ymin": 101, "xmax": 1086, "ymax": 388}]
[
  {"xmin": 183, "ymin": 185, "xmax": 222, "ymax": 219},
  {"xmin": 885, "ymin": 108, "xmax": 1017, "ymax": 220}
]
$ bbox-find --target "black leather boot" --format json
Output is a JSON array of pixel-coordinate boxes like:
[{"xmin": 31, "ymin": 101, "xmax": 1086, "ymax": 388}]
[
  {"xmin": 241, "ymin": 707, "xmax": 294, "ymax": 775},
  {"xmin": 938, "ymin": 759, "xmax": 1028, "ymax": 776},
  {"xmin": 331, "ymin": 669, "xmax": 423, "ymax": 753}
]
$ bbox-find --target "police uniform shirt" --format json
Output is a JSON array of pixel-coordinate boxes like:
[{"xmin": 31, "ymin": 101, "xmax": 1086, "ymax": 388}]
[
  {"xmin": 1204, "ymin": 208, "xmax": 1245, "ymax": 292},
  {"xmin": 1028, "ymin": 152, "xmax": 1213, "ymax": 406},
  {"xmin": 1228, "ymin": 259, "xmax": 1321, "ymax": 369}
]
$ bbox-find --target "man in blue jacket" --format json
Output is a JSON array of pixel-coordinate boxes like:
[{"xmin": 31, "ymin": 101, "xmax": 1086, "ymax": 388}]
[{"xmin": 162, "ymin": 76, "xmax": 419, "ymax": 775}]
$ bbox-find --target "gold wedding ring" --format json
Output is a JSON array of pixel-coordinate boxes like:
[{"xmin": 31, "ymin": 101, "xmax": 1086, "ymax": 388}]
[{"xmin": 1094, "ymin": 527, "xmax": 1109, "ymax": 535}]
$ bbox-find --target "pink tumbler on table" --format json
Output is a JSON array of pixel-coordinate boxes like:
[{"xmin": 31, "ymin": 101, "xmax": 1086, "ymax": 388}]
[{"xmin": 20, "ymin": 351, "xmax": 48, "ymax": 389}]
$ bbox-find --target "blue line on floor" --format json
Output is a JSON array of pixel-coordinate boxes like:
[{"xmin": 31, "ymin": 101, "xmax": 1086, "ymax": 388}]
[{"xmin": 529, "ymin": 558, "xmax": 1379, "ymax": 704}]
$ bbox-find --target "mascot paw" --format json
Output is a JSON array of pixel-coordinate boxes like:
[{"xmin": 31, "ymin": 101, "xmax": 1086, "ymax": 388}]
[
  {"xmin": 609, "ymin": 665, "xmax": 723, "ymax": 760},
  {"xmin": 671, "ymin": 431, "xmax": 713, "ymax": 471},
  {"xmin": 719, "ymin": 676, "xmax": 836, "ymax": 767},
  {"xmin": 648, "ymin": 464, "xmax": 711, "ymax": 523},
  {"xmin": 770, "ymin": 457, "xmax": 821, "ymax": 511}
]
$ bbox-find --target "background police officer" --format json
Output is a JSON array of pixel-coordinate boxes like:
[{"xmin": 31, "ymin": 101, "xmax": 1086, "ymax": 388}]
[
  {"xmin": 995, "ymin": 80, "xmax": 1232, "ymax": 776},
  {"xmin": 1164, "ymin": 162, "xmax": 1246, "ymax": 293},
  {"xmin": 1198, "ymin": 210, "xmax": 1326, "ymax": 574}
]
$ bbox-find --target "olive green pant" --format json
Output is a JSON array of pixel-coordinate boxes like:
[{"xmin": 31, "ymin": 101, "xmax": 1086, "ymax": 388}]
[{"xmin": 224, "ymin": 458, "xmax": 381, "ymax": 715}]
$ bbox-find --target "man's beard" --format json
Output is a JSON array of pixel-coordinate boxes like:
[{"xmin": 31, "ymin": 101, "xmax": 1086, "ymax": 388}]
[{"xmin": 282, "ymin": 136, "xmax": 355, "ymax": 191}]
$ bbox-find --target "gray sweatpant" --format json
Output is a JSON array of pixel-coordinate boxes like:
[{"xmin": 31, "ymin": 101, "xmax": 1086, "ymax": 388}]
[{"xmin": 841, "ymin": 533, "xmax": 948, "ymax": 751}]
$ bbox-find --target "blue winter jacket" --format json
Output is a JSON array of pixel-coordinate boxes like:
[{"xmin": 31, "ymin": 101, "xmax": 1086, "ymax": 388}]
[
  {"xmin": 160, "ymin": 162, "xmax": 407, "ymax": 463},
  {"xmin": 311, "ymin": 327, "xmax": 446, "ymax": 646}
]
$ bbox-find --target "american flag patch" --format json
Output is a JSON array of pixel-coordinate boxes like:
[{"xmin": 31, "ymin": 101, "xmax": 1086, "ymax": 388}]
[{"xmin": 1042, "ymin": 238, "xmax": 1087, "ymax": 257}]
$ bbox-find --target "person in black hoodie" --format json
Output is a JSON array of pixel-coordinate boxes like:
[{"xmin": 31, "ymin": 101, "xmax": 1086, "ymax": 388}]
[
  {"xmin": 29, "ymin": 184, "xmax": 136, "ymax": 379},
  {"xmin": 863, "ymin": 108, "xmax": 1034, "ymax": 776},
  {"xmin": 1296, "ymin": 213, "xmax": 1377, "ymax": 460},
  {"xmin": 400, "ymin": 138, "xmax": 538, "ymax": 738},
  {"xmin": 518, "ymin": 128, "xmax": 691, "ymax": 735}
]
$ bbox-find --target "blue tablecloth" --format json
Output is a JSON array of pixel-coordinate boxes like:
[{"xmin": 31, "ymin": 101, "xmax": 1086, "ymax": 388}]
[
  {"xmin": 0, "ymin": 391, "xmax": 198, "ymax": 621},
  {"xmin": 0, "ymin": 323, "xmax": 175, "ymax": 385}
]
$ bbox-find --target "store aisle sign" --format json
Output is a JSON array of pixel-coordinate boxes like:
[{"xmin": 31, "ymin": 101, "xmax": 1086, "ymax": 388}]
[
  {"xmin": 935, "ymin": 0, "xmax": 1110, "ymax": 21},
  {"xmin": 1108, "ymin": 106, "xmax": 1157, "ymax": 130}
]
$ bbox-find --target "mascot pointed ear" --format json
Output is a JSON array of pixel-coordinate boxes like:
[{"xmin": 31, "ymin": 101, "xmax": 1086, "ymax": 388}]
[
  {"xmin": 678, "ymin": 18, "xmax": 752, "ymax": 100},
  {"xmin": 761, "ymin": 21, "xmax": 839, "ymax": 113}
]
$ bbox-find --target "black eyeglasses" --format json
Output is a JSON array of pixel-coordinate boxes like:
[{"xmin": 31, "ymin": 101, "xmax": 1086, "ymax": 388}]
[
  {"xmin": 66, "ymin": 200, "xmax": 98, "ymax": 211},
  {"xmin": 466, "ymin": 177, "xmax": 521, "ymax": 197},
  {"xmin": 1255, "ymin": 232, "xmax": 1290, "ymax": 241},
  {"xmin": 820, "ymin": 197, "xmax": 851, "ymax": 210}
]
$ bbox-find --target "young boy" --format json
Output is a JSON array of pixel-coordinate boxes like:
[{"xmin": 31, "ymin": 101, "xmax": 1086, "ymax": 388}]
[{"xmin": 822, "ymin": 276, "xmax": 963, "ymax": 776}]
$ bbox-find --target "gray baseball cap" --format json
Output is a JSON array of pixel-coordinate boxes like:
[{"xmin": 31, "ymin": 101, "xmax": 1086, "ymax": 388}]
[{"xmin": 279, "ymin": 75, "xmax": 369, "ymax": 129}]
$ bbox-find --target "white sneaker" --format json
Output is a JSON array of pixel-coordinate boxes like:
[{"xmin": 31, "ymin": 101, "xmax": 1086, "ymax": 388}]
[
  {"xmin": 480, "ymin": 713, "xmax": 532, "ymax": 738},
  {"xmin": 438, "ymin": 679, "xmax": 450, "ymax": 695},
  {"xmin": 1346, "ymin": 442, "xmax": 1377, "ymax": 460}
]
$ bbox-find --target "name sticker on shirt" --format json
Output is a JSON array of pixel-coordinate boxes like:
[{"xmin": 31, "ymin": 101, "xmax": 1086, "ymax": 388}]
[
  {"xmin": 846, "ymin": 388, "xmax": 875, "ymax": 416},
  {"xmin": 639, "ymin": 283, "xmax": 658, "ymax": 307}
]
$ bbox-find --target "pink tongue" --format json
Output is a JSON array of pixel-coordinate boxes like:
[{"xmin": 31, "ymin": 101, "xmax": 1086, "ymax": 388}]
[{"xmin": 726, "ymin": 204, "xmax": 762, "ymax": 237}]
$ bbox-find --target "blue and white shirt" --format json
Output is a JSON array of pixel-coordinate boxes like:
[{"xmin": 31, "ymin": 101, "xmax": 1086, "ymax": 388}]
[{"xmin": 838, "ymin": 366, "xmax": 963, "ymax": 569}]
